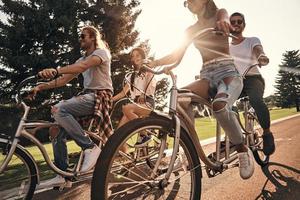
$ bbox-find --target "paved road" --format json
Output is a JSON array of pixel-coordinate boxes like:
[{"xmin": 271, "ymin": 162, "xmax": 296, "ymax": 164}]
[{"xmin": 34, "ymin": 115, "xmax": 300, "ymax": 200}]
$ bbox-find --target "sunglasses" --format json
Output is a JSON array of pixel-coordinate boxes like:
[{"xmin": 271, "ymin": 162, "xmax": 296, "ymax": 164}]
[
  {"xmin": 80, "ymin": 34, "xmax": 87, "ymax": 39},
  {"xmin": 230, "ymin": 19, "xmax": 244, "ymax": 25}
]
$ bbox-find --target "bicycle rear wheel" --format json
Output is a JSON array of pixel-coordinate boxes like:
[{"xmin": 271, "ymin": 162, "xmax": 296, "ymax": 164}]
[
  {"xmin": 247, "ymin": 116, "xmax": 269, "ymax": 167},
  {"xmin": 91, "ymin": 116, "xmax": 202, "ymax": 200},
  {"xmin": 0, "ymin": 138, "xmax": 38, "ymax": 200}
]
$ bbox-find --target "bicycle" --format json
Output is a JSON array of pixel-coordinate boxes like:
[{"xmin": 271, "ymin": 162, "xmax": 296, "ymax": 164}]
[
  {"xmin": 0, "ymin": 75, "xmax": 111, "ymax": 200},
  {"xmin": 91, "ymin": 28, "xmax": 269, "ymax": 200}
]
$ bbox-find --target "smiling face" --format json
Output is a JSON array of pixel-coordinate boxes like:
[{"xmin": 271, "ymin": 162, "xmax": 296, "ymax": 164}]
[
  {"xmin": 230, "ymin": 15, "xmax": 245, "ymax": 34},
  {"xmin": 79, "ymin": 29, "xmax": 95, "ymax": 50},
  {"xmin": 130, "ymin": 49, "xmax": 145, "ymax": 70}
]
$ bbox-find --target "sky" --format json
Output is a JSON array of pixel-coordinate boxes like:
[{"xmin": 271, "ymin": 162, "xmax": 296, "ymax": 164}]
[
  {"xmin": 0, "ymin": 0, "xmax": 299, "ymax": 97},
  {"xmin": 135, "ymin": 0, "xmax": 300, "ymax": 97}
]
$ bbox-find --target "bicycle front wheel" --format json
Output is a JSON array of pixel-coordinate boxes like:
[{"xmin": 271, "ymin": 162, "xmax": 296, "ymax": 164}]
[
  {"xmin": 247, "ymin": 116, "xmax": 269, "ymax": 167},
  {"xmin": 91, "ymin": 116, "xmax": 202, "ymax": 200},
  {"xmin": 0, "ymin": 138, "xmax": 38, "ymax": 200}
]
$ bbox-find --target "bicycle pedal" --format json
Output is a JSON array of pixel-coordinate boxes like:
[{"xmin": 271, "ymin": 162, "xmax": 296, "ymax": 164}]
[{"xmin": 53, "ymin": 181, "xmax": 72, "ymax": 191}]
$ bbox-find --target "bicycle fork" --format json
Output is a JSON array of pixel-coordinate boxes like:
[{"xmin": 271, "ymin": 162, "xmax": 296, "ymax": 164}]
[{"xmin": 158, "ymin": 115, "xmax": 181, "ymax": 187}]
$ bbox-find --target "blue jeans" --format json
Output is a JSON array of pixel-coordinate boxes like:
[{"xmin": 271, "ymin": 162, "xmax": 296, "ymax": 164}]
[
  {"xmin": 200, "ymin": 61, "xmax": 244, "ymax": 145},
  {"xmin": 52, "ymin": 93, "xmax": 95, "ymax": 171}
]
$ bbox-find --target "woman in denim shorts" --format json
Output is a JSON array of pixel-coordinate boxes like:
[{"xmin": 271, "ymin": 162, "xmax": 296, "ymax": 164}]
[{"xmin": 149, "ymin": 0, "xmax": 254, "ymax": 180}]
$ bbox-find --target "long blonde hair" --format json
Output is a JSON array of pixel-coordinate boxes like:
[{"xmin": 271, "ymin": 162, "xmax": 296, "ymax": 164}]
[{"xmin": 82, "ymin": 26, "xmax": 109, "ymax": 50}]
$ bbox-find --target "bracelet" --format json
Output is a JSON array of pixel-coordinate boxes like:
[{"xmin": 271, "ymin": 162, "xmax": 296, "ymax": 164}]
[
  {"xmin": 55, "ymin": 68, "xmax": 59, "ymax": 75},
  {"xmin": 53, "ymin": 67, "xmax": 60, "ymax": 79}
]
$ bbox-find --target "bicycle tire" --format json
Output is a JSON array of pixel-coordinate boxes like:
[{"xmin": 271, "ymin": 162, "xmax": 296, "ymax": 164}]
[
  {"xmin": 91, "ymin": 116, "xmax": 202, "ymax": 200},
  {"xmin": 247, "ymin": 116, "xmax": 269, "ymax": 167},
  {"xmin": 0, "ymin": 140, "xmax": 38, "ymax": 200}
]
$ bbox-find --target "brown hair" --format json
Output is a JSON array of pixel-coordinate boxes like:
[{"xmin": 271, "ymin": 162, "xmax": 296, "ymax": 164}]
[
  {"xmin": 129, "ymin": 47, "xmax": 146, "ymax": 90},
  {"xmin": 130, "ymin": 47, "xmax": 146, "ymax": 60},
  {"xmin": 82, "ymin": 26, "xmax": 109, "ymax": 50}
]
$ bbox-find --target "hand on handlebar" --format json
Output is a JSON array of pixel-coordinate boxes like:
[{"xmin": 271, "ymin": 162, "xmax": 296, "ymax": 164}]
[
  {"xmin": 216, "ymin": 20, "xmax": 234, "ymax": 36},
  {"xmin": 162, "ymin": 66, "xmax": 174, "ymax": 75},
  {"xmin": 27, "ymin": 85, "xmax": 41, "ymax": 100},
  {"xmin": 38, "ymin": 68, "xmax": 58, "ymax": 79},
  {"xmin": 258, "ymin": 54, "xmax": 269, "ymax": 66},
  {"xmin": 137, "ymin": 95, "xmax": 146, "ymax": 104},
  {"xmin": 143, "ymin": 60, "xmax": 155, "ymax": 68}
]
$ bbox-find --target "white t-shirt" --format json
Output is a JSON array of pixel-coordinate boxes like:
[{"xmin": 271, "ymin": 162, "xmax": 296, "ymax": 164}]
[
  {"xmin": 77, "ymin": 48, "xmax": 113, "ymax": 91},
  {"xmin": 229, "ymin": 37, "xmax": 261, "ymax": 76},
  {"xmin": 129, "ymin": 72, "xmax": 157, "ymax": 99}
]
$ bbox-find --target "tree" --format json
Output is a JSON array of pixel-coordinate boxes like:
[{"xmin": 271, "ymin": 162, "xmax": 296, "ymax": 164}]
[
  {"xmin": 274, "ymin": 50, "xmax": 300, "ymax": 111},
  {"xmin": 0, "ymin": 0, "xmax": 169, "ymax": 133},
  {"xmin": 0, "ymin": 0, "xmax": 143, "ymax": 98}
]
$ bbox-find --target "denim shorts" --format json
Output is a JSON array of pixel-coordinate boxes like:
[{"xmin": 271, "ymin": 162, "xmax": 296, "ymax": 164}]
[{"xmin": 200, "ymin": 60, "xmax": 243, "ymax": 106}]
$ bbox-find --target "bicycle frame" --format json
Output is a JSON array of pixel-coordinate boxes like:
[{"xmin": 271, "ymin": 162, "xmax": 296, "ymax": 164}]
[
  {"xmin": 0, "ymin": 86, "xmax": 105, "ymax": 182},
  {"xmin": 140, "ymin": 31, "xmax": 260, "ymax": 180}
]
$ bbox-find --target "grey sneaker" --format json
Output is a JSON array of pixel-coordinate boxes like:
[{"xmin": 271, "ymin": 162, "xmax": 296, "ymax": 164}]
[
  {"xmin": 38, "ymin": 175, "xmax": 66, "ymax": 189},
  {"xmin": 81, "ymin": 145, "xmax": 101, "ymax": 172},
  {"xmin": 238, "ymin": 148, "xmax": 255, "ymax": 179}
]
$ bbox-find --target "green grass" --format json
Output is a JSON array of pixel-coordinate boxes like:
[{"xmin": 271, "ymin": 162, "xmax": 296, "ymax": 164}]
[
  {"xmin": 1, "ymin": 107, "xmax": 297, "ymax": 185},
  {"xmin": 269, "ymin": 107, "xmax": 298, "ymax": 121},
  {"xmin": 195, "ymin": 107, "xmax": 298, "ymax": 140}
]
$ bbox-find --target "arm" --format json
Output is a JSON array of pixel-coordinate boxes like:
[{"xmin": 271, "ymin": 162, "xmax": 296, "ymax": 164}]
[
  {"xmin": 39, "ymin": 55, "xmax": 103, "ymax": 79},
  {"xmin": 148, "ymin": 26, "xmax": 194, "ymax": 69},
  {"xmin": 216, "ymin": 8, "xmax": 234, "ymax": 34},
  {"xmin": 112, "ymin": 83, "xmax": 130, "ymax": 102},
  {"xmin": 57, "ymin": 55, "xmax": 102, "ymax": 74},
  {"xmin": 32, "ymin": 73, "xmax": 76, "ymax": 95},
  {"xmin": 253, "ymin": 45, "xmax": 269, "ymax": 66},
  {"xmin": 34, "ymin": 53, "xmax": 103, "ymax": 95}
]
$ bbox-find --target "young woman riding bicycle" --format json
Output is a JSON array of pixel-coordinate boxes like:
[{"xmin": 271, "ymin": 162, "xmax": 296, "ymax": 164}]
[
  {"xmin": 113, "ymin": 48, "xmax": 156, "ymax": 129},
  {"xmin": 113, "ymin": 47, "xmax": 157, "ymax": 150},
  {"xmin": 148, "ymin": 0, "xmax": 254, "ymax": 179}
]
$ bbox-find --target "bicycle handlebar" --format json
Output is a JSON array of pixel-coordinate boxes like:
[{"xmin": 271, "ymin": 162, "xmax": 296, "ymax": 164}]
[
  {"xmin": 140, "ymin": 28, "xmax": 237, "ymax": 76},
  {"xmin": 15, "ymin": 75, "xmax": 39, "ymax": 104}
]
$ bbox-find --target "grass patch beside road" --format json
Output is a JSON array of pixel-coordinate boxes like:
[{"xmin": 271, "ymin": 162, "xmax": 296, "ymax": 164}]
[{"xmin": 196, "ymin": 107, "xmax": 298, "ymax": 140}]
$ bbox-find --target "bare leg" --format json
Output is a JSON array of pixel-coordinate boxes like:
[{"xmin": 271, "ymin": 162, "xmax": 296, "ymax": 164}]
[{"xmin": 182, "ymin": 79, "xmax": 210, "ymax": 100}]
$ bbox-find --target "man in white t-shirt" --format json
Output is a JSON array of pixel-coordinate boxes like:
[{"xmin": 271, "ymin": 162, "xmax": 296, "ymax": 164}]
[
  {"xmin": 32, "ymin": 26, "xmax": 113, "ymax": 187},
  {"xmin": 229, "ymin": 12, "xmax": 275, "ymax": 156}
]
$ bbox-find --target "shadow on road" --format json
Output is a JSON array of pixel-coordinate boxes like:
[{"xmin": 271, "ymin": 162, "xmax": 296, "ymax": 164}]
[{"xmin": 255, "ymin": 162, "xmax": 300, "ymax": 200}]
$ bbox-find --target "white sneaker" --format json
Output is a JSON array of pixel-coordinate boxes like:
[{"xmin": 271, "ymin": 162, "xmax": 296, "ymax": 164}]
[
  {"xmin": 238, "ymin": 148, "xmax": 255, "ymax": 179},
  {"xmin": 81, "ymin": 145, "xmax": 101, "ymax": 172},
  {"xmin": 38, "ymin": 175, "xmax": 66, "ymax": 189}
]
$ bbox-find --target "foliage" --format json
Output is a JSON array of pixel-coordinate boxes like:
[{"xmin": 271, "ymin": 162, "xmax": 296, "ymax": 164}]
[
  {"xmin": 264, "ymin": 95, "xmax": 277, "ymax": 108},
  {"xmin": 274, "ymin": 50, "xmax": 300, "ymax": 111},
  {"xmin": 0, "ymin": 0, "xmax": 169, "ymax": 134}
]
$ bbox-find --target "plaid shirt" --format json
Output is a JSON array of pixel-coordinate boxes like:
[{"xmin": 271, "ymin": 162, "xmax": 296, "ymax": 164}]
[
  {"xmin": 92, "ymin": 90, "xmax": 113, "ymax": 141},
  {"xmin": 77, "ymin": 90, "xmax": 113, "ymax": 142}
]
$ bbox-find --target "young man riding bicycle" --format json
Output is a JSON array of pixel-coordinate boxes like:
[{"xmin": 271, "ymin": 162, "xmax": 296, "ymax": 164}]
[
  {"xmin": 229, "ymin": 12, "xmax": 275, "ymax": 156},
  {"xmin": 31, "ymin": 25, "xmax": 113, "ymax": 187}
]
